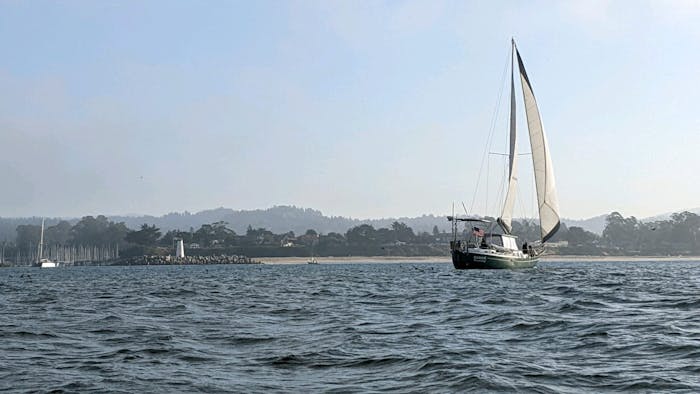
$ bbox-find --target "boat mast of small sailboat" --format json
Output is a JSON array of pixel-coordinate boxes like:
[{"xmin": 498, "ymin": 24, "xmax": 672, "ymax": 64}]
[{"xmin": 38, "ymin": 218, "xmax": 58, "ymax": 268}]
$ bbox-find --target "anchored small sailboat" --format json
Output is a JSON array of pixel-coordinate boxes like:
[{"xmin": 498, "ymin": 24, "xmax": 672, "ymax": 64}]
[
  {"xmin": 449, "ymin": 40, "xmax": 560, "ymax": 269},
  {"xmin": 307, "ymin": 236, "xmax": 319, "ymax": 264},
  {"xmin": 38, "ymin": 218, "xmax": 58, "ymax": 268}
]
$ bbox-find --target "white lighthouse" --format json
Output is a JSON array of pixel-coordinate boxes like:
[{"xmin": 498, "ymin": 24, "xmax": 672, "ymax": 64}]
[{"xmin": 175, "ymin": 238, "xmax": 185, "ymax": 258}]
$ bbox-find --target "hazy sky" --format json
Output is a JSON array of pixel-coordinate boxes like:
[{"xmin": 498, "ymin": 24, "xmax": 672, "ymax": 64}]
[{"xmin": 1, "ymin": 0, "xmax": 699, "ymax": 220}]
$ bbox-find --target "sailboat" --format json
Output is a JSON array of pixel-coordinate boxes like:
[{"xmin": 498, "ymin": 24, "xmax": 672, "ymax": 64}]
[
  {"xmin": 307, "ymin": 237, "xmax": 319, "ymax": 264},
  {"xmin": 38, "ymin": 218, "xmax": 58, "ymax": 268},
  {"xmin": 307, "ymin": 257, "xmax": 318, "ymax": 265},
  {"xmin": 448, "ymin": 40, "xmax": 560, "ymax": 269}
]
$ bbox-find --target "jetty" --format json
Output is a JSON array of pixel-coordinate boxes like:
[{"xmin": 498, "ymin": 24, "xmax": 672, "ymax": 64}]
[{"xmin": 111, "ymin": 254, "xmax": 261, "ymax": 266}]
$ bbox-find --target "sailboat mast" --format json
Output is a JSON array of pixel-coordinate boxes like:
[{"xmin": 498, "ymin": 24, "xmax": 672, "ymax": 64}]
[
  {"xmin": 508, "ymin": 39, "xmax": 516, "ymax": 179},
  {"xmin": 38, "ymin": 218, "xmax": 45, "ymax": 263},
  {"xmin": 498, "ymin": 39, "xmax": 519, "ymax": 235}
]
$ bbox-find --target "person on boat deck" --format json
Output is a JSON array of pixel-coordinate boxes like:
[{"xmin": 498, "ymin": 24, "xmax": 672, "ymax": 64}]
[{"xmin": 522, "ymin": 242, "xmax": 528, "ymax": 255}]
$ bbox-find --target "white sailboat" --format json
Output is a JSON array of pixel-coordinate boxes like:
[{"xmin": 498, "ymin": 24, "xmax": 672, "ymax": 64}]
[
  {"xmin": 307, "ymin": 235, "xmax": 319, "ymax": 264},
  {"xmin": 38, "ymin": 218, "xmax": 58, "ymax": 268},
  {"xmin": 448, "ymin": 39, "xmax": 560, "ymax": 269}
]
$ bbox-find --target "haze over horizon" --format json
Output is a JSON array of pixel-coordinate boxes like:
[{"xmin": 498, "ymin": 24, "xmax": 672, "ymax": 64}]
[
  {"xmin": 2, "ymin": 1, "xmax": 699, "ymax": 220},
  {"xmin": 2, "ymin": 203, "xmax": 698, "ymax": 225}
]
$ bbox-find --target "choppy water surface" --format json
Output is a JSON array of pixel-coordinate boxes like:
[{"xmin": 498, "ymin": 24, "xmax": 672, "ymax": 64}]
[{"xmin": 2, "ymin": 260, "xmax": 700, "ymax": 392}]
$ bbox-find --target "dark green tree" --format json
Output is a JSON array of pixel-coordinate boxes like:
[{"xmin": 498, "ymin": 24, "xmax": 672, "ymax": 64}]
[
  {"xmin": 103, "ymin": 221, "xmax": 129, "ymax": 247},
  {"xmin": 296, "ymin": 229, "xmax": 319, "ymax": 247},
  {"xmin": 71, "ymin": 215, "xmax": 126, "ymax": 246},
  {"xmin": 160, "ymin": 229, "xmax": 194, "ymax": 247},
  {"xmin": 602, "ymin": 212, "xmax": 639, "ymax": 251},
  {"xmin": 346, "ymin": 224, "xmax": 377, "ymax": 246},
  {"xmin": 375, "ymin": 228, "xmax": 394, "ymax": 244},
  {"xmin": 45, "ymin": 221, "xmax": 72, "ymax": 245},
  {"xmin": 245, "ymin": 226, "xmax": 274, "ymax": 245},
  {"xmin": 319, "ymin": 232, "xmax": 346, "ymax": 249},
  {"xmin": 670, "ymin": 211, "xmax": 700, "ymax": 252},
  {"xmin": 391, "ymin": 221, "xmax": 415, "ymax": 243},
  {"xmin": 415, "ymin": 231, "xmax": 435, "ymax": 244},
  {"xmin": 15, "ymin": 224, "xmax": 40, "ymax": 253},
  {"xmin": 566, "ymin": 226, "xmax": 598, "ymax": 247},
  {"xmin": 511, "ymin": 219, "xmax": 540, "ymax": 243},
  {"xmin": 125, "ymin": 224, "xmax": 161, "ymax": 246},
  {"xmin": 194, "ymin": 221, "xmax": 236, "ymax": 247}
]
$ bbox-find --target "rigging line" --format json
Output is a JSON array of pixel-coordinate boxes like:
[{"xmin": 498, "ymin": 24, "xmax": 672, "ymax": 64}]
[
  {"xmin": 517, "ymin": 166, "xmax": 538, "ymax": 229},
  {"xmin": 488, "ymin": 152, "xmax": 532, "ymax": 156},
  {"xmin": 498, "ymin": 52, "xmax": 511, "ymax": 222},
  {"xmin": 514, "ymin": 170, "xmax": 537, "ymax": 239},
  {"xmin": 468, "ymin": 44, "xmax": 511, "ymax": 216},
  {"xmin": 494, "ymin": 154, "xmax": 508, "ymax": 220},
  {"xmin": 485, "ymin": 52, "xmax": 511, "ymax": 219},
  {"xmin": 515, "ymin": 181, "xmax": 529, "ymax": 234},
  {"xmin": 493, "ymin": 44, "xmax": 515, "ymax": 220},
  {"xmin": 532, "ymin": 167, "xmax": 538, "ymax": 227},
  {"xmin": 460, "ymin": 202, "xmax": 469, "ymax": 235},
  {"xmin": 485, "ymin": 143, "xmax": 489, "ymax": 216}
]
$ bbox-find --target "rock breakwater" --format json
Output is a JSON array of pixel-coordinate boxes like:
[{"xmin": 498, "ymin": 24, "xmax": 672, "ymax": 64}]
[{"xmin": 112, "ymin": 255, "xmax": 261, "ymax": 266}]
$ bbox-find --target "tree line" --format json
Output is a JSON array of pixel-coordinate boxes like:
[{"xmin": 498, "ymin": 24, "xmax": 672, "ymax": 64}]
[
  {"xmin": 2, "ymin": 211, "xmax": 699, "ymax": 264},
  {"xmin": 585, "ymin": 211, "xmax": 700, "ymax": 256}
]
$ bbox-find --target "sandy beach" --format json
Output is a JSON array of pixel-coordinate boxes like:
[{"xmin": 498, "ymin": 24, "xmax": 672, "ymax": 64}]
[
  {"xmin": 259, "ymin": 256, "xmax": 450, "ymax": 264},
  {"xmin": 259, "ymin": 255, "xmax": 700, "ymax": 265}
]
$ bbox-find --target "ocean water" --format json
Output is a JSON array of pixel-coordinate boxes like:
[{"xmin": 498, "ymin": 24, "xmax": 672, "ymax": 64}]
[{"xmin": 2, "ymin": 260, "xmax": 700, "ymax": 393}]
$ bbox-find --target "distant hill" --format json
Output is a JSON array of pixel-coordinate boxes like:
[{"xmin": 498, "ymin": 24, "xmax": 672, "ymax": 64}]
[
  {"xmin": 112, "ymin": 206, "xmax": 452, "ymax": 236},
  {"xmin": 112, "ymin": 206, "xmax": 617, "ymax": 236},
  {"xmin": 560, "ymin": 208, "xmax": 700, "ymax": 235},
  {"xmin": 561, "ymin": 214, "xmax": 608, "ymax": 235},
  {"xmin": 0, "ymin": 206, "xmax": 697, "ymax": 242},
  {"xmin": 0, "ymin": 206, "xmax": 454, "ymax": 241},
  {"xmin": 641, "ymin": 207, "xmax": 700, "ymax": 222}
]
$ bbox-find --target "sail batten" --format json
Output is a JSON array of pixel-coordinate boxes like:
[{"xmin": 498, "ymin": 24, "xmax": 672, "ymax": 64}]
[{"xmin": 515, "ymin": 48, "xmax": 560, "ymax": 242}]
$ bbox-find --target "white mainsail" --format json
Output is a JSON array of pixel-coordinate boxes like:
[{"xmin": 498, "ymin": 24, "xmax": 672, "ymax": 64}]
[
  {"xmin": 515, "ymin": 48, "xmax": 560, "ymax": 242},
  {"xmin": 498, "ymin": 42, "xmax": 518, "ymax": 235}
]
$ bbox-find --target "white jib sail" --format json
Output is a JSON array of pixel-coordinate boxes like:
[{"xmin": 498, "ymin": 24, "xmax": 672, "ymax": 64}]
[
  {"xmin": 516, "ymin": 49, "xmax": 560, "ymax": 242},
  {"xmin": 498, "ymin": 47, "xmax": 518, "ymax": 235}
]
